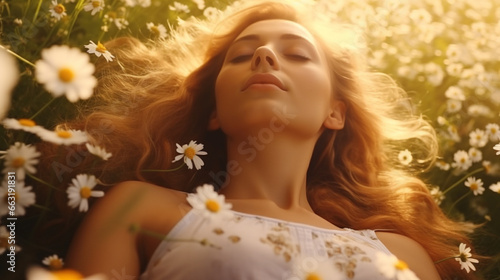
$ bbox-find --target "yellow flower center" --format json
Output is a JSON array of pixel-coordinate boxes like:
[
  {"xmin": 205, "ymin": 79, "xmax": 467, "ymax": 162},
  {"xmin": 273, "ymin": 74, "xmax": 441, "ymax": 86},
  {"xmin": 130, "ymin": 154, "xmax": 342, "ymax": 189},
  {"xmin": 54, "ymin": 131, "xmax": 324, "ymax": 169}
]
[
  {"xmin": 150, "ymin": 26, "xmax": 160, "ymax": 36},
  {"xmin": 96, "ymin": 42, "xmax": 107, "ymax": 53},
  {"xmin": 52, "ymin": 269, "xmax": 84, "ymax": 280},
  {"xmin": 395, "ymin": 259, "xmax": 409, "ymax": 270},
  {"xmin": 49, "ymin": 258, "xmax": 64, "ymax": 270},
  {"xmin": 306, "ymin": 273, "xmax": 321, "ymax": 280},
  {"xmin": 80, "ymin": 187, "xmax": 92, "ymax": 199},
  {"xmin": 54, "ymin": 4, "xmax": 66, "ymax": 14},
  {"xmin": 469, "ymin": 183, "xmax": 478, "ymax": 191},
  {"xmin": 19, "ymin": 118, "xmax": 36, "ymax": 127},
  {"xmin": 92, "ymin": 1, "xmax": 101, "ymax": 8},
  {"xmin": 57, "ymin": 130, "xmax": 72, "ymax": 139},
  {"xmin": 459, "ymin": 253, "xmax": 467, "ymax": 262},
  {"xmin": 205, "ymin": 199, "xmax": 220, "ymax": 212},
  {"xmin": 58, "ymin": 68, "xmax": 75, "ymax": 83},
  {"xmin": 107, "ymin": 11, "xmax": 117, "ymax": 19},
  {"xmin": 12, "ymin": 157, "xmax": 26, "ymax": 168},
  {"xmin": 184, "ymin": 147, "xmax": 196, "ymax": 159}
]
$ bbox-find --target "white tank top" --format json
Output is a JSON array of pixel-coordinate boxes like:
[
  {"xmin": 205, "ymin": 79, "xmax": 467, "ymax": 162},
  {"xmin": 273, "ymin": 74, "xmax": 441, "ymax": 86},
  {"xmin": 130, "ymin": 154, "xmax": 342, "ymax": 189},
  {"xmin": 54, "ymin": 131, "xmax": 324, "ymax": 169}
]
[{"xmin": 140, "ymin": 207, "xmax": 398, "ymax": 280}]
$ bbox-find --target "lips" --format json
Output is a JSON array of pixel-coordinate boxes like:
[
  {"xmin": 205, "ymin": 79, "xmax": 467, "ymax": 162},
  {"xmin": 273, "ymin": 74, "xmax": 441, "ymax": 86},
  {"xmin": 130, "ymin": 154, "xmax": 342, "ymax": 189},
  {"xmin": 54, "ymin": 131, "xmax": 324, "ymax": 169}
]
[{"xmin": 241, "ymin": 73, "xmax": 286, "ymax": 91}]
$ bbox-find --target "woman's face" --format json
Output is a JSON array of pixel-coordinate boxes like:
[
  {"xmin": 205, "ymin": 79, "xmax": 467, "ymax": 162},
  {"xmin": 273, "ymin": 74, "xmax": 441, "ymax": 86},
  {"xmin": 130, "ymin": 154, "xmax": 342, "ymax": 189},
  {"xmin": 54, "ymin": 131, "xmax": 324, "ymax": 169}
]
[{"xmin": 213, "ymin": 19, "xmax": 344, "ymax": 139}]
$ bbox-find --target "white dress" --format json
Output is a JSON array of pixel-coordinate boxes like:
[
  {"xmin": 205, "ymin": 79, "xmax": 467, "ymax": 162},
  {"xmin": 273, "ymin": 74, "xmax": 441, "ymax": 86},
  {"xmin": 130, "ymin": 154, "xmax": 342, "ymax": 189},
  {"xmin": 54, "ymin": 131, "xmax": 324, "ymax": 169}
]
[{"xmin": 140, "ymin": 205, "xmax": 399, "ymax": 280}]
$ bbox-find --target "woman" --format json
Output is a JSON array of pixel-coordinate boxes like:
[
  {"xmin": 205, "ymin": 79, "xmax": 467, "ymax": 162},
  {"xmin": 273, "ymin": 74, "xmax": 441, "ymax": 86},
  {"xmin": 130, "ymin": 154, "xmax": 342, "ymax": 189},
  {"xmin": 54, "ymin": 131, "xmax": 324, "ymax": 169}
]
[{"xmin": 66, "ymin": 1, "xmax": 475, "ymax": 279}]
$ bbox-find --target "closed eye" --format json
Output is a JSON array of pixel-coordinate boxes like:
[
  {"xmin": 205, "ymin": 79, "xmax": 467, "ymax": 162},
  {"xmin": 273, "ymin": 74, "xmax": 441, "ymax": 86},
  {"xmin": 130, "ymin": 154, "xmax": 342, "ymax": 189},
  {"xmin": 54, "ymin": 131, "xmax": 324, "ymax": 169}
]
[
  {"xmin": 285, "ymin": 54, "xmax": 311, "ymax": 61},
  {"xmin": 230, "ymin": 55, "xmax": 253, "ymax": 63}
]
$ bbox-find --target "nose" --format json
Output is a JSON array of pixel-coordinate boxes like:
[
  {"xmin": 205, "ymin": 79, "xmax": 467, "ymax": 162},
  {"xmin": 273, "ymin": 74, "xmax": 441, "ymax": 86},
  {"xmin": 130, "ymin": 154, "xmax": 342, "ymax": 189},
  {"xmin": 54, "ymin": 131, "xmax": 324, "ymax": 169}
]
[{"xmin": 251, "ymin": 46, "xmax": 280, "ymax": 71}]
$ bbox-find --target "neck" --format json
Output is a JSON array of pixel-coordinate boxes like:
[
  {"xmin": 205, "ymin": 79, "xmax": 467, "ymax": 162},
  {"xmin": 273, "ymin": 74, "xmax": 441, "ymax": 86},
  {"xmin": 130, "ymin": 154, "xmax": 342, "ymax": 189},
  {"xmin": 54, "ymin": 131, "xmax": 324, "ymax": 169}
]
[{"xmin": 218, "ymin": 133, "xmax": 317, "ymax": 211}]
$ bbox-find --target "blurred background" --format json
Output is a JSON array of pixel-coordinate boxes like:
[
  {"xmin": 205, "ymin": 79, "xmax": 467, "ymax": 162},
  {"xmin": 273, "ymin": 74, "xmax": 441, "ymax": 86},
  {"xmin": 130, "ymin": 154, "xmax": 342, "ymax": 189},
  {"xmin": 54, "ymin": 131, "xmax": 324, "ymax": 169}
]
[{"xmin": 1, "ymin": 0, "xmax": 499, "ymax": 279}]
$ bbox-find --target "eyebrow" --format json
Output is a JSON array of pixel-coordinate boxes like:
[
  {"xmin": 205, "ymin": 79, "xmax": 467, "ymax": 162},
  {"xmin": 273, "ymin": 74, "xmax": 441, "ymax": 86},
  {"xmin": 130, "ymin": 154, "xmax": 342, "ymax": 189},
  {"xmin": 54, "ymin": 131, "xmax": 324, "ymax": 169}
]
[{"xmin": 231, "ymin": 33, "xmax": 315, "ymax": 47}]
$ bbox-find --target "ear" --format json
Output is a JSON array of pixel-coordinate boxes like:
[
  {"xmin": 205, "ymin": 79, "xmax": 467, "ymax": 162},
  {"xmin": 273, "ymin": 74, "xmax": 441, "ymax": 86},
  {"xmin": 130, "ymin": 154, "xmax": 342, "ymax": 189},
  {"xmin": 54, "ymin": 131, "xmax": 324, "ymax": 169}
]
[
  {"xmin": 207, "ymin": 110, "xmax": 220, "ymax": 130},
  {"xmin": 323, "ymin": 100, "xmax": 345, "ymax": 130}
]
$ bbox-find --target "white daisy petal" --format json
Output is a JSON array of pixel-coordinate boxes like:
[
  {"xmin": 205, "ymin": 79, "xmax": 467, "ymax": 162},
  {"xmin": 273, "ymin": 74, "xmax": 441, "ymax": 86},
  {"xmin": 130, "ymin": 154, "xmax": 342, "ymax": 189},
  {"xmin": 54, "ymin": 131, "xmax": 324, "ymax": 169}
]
[
  {"xmin": 186, "ymin": 184, "xmax": 233, "ymax": 223},
  {"xmin": 172, "ymin": 141, "xmax": 208, "ymax": 170},
  {"xmin": 35, "ymin": 45, "xmax": 97, "ymax": 103},
  {"xmin": 66, "ymin": 174, "xmax": 104, "ymax": 212}
]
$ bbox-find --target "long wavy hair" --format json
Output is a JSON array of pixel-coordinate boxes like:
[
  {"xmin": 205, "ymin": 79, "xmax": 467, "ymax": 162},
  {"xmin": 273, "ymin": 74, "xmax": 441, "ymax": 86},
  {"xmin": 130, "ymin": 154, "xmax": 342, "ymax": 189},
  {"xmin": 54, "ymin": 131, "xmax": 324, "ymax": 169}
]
[{"xmin": 54, "ymin": 0, "xmax": 477, "ymax": 278}]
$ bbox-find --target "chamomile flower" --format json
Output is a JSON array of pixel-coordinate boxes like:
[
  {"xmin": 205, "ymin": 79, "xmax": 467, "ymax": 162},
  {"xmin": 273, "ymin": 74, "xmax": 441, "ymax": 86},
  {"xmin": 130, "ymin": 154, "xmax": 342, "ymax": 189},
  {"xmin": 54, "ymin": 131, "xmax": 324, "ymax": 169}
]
[
  {"xmin": 455, "ymin": 243, "xmax": 479, "ymax": 273},
  {"xmin": 0, "ymin": 48, "xmax": 19, "ymax": 120},
  {"xmin": 193, "ymin": 0, "xmax": 205, "ymax": 10},
  {"xmin": 35, "ymin": 45, "xmax": 97, "ymax": 102},
  {"xmin": 0, "ymin": 180, "xmax": 36, "ymax": 217},
  {"xmin": 169, "ymin": 2, "xmax": 190, "ymax": 13},
  {"xmin": 37, "ymin": 129, "xmax": 88, "ymax": 146},
  {"xmin": 2, "ymin": 118, "xmax": 44, "ymax": 134},
  {"xmin": 468, "ymin": 147, "xmax": 482, "ymax": 163},
  {"xmin": 489, "ymin": 182, "xmax": 500, "ymax": 193},
  {"xmin": 172, "ymin": 140, "xmax": 207, "ymax": 170},
  {"xmin": 85, "ymin": 143, "xmax": 112, "ymax": 161},
  {"xmin": 494, "ymin": 143, "xmax": 500, "ymax": 155},
  {"xmin": 291, "ymin": 257, "xmax": 341, "ymax": 280},
  {"xmin": 430, "ymin": 186, "xmax": 445, "ymax": 205},
  {"xmin": 452, "ymin": 150, "xmax": 472, "ymax": 171},
  {"xmin": 66, "ymin": 174, "xmax": 104, "ymax": 212},
  {"xmin": 186, "ymin": 184, "xmax": 233, "ymax": 221},
  {"xmin": 375, "ymin": 252, "xmax": 419, "ymax": 280},
  {"xmin": 486, "ymin": 123, "xmax": 500, "ymax": 141},
  {"xmin": 398, "ymin": 149, "xmax": 413, "ymax": 165},
  {"xmin": 83, "ymin": 0, "xmax": 104, "ymax": 16},
  {"xmin": 203, "ymin": 7, "xmax": 219, "ymax": 19},
  {"xmin": 464, "ymin": 177, "xmax": 485, "ymax": 196},
  {"xmin": 469, "ymin": 129, "xmax": 488, "ymax": 148},
  {"xmin": 2, "ymin": 142, "xmax": 40, "ymax": 180},
  {"xmin": 84, "ymin": 41, "xmax": 115, "ymax": 62},
  {"xmin": 42, "ymin": 254, "xmax": 64, "ymax": 270},
  {"xmin": 435, "ymin": 160, "xmax": 450, "ymax": 171},
  {"xmin": 27, "ymin": 267, "xmax": 106, "ymax": 280},
  {"xmin": 146, "ymin": 23, "xmax": 167, "ymax": 39},
  {"xmin": 49, "ymin": 0, "xmax": 67, "ymax": 20},
  {"xmin": 446, "ymin": 99, "xmax": 462, "ymax": 113},
  {"xmin": 444, "ymin": 86, "xmax": 466, "ymax": 101}
]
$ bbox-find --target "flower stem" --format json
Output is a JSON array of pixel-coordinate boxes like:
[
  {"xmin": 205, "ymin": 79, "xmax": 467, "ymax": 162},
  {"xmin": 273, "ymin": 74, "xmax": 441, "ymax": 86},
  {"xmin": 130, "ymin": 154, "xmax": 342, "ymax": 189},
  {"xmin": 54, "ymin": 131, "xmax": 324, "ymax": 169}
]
[
  {"xmin": 65, "ymin": 0, "xmax": 86, "ymax": 42},
  {"xmin": 27, "ymin": 173, "xmax": 61, "ymax": 192},
  {"xmin": 442, "ymin": 167, "xmax": 484, "ymax": 195},
  {"xmin": 0, "ymin": 45, "xmax": 36, "ymax": 67},
  {"xmin": 141, "ymin": 162, "xmax": 186, "ymax": 172},
  {"xmin": 31, "ymin": 203, "xmax": 55, "ymax": 213},
  {"xmin": 32, "ymin": 0, "xmax": 43, "ymax": 23},
  {"xmin": 129, "ymin": 224, "xmax": 221, "ymax": 248},
  {"xmin": 434, "ymin": 255, "xmax": 457, "ymax": 264},
  {"xmin": 447, "ymin": 191, "xmax": 470, "ymax": 215},
  {"xmin": 30, "ymin": 98, "xmax": 56, "ymax": 119}
]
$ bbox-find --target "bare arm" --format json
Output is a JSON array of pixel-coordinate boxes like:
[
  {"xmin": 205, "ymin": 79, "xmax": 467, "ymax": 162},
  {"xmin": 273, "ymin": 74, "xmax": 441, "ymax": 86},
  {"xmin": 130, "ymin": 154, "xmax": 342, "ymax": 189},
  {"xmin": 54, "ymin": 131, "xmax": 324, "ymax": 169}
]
[
  {"xmin": 377, "ymin": 232, "xmax": 441, "ymax": 280},
  {"xmin": 65, "ymin": 181, "xmax": 146, "ymax": 277},
  {"xmin": 66, "ymin": 181, "xmax": 187, "ymax": 278}
]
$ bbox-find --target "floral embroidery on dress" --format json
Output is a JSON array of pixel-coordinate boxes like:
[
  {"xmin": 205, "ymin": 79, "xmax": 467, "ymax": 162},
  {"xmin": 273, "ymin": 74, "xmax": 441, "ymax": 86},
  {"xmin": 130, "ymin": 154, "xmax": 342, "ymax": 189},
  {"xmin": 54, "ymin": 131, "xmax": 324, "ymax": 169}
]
[
  {"xmin": 324, "ymin": 233, "xmax": 373, "ymax": 279},
  {"xmin": 259, "ymin": 223, "xmax": 299, "ymax": 262}
]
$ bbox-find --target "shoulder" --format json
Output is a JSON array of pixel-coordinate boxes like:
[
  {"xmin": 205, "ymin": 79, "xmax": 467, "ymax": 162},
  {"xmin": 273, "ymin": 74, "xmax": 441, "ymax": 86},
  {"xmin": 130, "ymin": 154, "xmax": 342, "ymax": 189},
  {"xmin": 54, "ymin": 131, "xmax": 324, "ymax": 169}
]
[
  {"xmin": 66, "ymin": 181, "xmax": 191, "ymax": 275},
  {"xmin": 376, "ymin": 231, "xmax": 441, "ymax": 280},
  {"xmin": 103, "ymin": 180, "xmax": 188, "ymax": 210},
  {"xmin": 91, "ymin": 180, "xmax": 191, "ymax": 227}
]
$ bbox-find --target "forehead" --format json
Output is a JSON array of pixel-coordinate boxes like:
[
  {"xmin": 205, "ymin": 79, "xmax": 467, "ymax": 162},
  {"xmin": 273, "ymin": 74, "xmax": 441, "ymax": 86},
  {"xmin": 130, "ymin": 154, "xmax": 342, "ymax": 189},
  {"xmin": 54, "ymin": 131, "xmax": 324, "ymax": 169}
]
[{"xmin": 234, "ymin": 19, "xmax": 317, "ymax": 43}]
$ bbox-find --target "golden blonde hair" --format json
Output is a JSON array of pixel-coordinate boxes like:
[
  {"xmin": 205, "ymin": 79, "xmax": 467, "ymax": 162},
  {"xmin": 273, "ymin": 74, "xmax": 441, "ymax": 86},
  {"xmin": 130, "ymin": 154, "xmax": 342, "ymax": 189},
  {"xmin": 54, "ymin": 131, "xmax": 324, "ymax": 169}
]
[{"xmin": 63, "ymin": 1, "xmax": 477, "ymax": 278}]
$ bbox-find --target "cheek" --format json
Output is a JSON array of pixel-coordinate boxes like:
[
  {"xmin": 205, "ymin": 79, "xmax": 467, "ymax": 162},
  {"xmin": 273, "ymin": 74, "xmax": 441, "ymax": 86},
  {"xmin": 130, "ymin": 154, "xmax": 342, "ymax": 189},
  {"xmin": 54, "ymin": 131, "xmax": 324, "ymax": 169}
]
[
  {"xmin": 297, "ymin": 67, "xmax": 332, "ymax": 101},
  {"xmin": 215, "ymin": 67, "xmax": 239, "ymax": 100}
]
